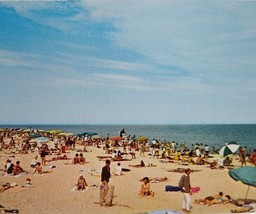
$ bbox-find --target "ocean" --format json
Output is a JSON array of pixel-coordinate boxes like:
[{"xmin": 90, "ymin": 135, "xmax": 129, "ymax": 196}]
[{"xmin": 0, "ymin": 124, "xmax": 255, "ymax": 152}]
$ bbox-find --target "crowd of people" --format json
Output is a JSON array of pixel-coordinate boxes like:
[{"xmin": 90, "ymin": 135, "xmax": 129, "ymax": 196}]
[{"xmin": 0, "ymin": 127, "xmax": 256, "ymax": 213}]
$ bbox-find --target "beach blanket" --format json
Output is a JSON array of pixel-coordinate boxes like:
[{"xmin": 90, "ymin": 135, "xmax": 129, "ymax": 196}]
[
  {"xmin": 165, "ymin": 185, "xmax": 181, "ymax": 192},
  {"xmin": 122, "ymin": 168, "xmax": 131, "ymax": 172},
  {"xmin": 79, "ymin": 168, "xmax": 101, "ymax": 175}
]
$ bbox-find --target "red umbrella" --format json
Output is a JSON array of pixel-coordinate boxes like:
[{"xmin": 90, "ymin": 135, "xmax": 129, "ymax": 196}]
[{"xmin": 110, "ymin": 136, "xmax": 123, "ymax": 141}]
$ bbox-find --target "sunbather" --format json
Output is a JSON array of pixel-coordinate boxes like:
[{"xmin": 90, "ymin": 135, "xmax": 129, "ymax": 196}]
[
  {"xmin": 194, "ymin": 192, "xmax": 224, "ymax": 204},
  {"xmin": 138, "ymin": 177, "xmax": 155, "ymax": 197},
  {"xmin": 33, "ymin": 163, "xmax": 52, "ymax": 174},
  {"xmin": 76, "ymin": 175, "xmax": 88, "ymax": 191},
  {"xmin": 231, "ymin": 202, "xmax": 256, "ymax": 213},
  {"xmin": 208, "ymin": 195, "xmax": 232, "ymax": 206}
]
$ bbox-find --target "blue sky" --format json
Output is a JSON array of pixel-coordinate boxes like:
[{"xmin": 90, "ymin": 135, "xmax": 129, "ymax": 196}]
[{"xmin": 0, "ymin": 1, "xmax": 256, "ymax": 124}]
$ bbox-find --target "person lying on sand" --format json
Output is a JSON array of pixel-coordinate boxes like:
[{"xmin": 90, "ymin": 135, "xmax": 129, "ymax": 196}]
[
  {"xmin": 138, "ymin": 177, "xmax": 155, "ymax": 197},
  {"xmin": 129, "ymin": 161, "xmax": 156, "ymax": 168},
  {"xmin": 194, "ymin": 192, "xmax": 224, "ymax": 204},
  {"xmin": 0, "ymin": 183, "xmax": 11, "ymax": 192},
  {"xmin": 76, "ymin": 175, "xmax": 88, "ymax": 191},
  {"xmin": 139, "ymin": 177, "xmax": 168, "ymax": 183},
  {"xmin": 129, "ymin": 160, "xmax": 145, "ymax": 168},
  {"xmin": 33, "ymin": 163, "xmax": 52, "ymax": 175},
  {"xmin": 0, "ymin": 182, "xmax": 17, "ymax": 192},
  {"xmin": 151, "ymin": 177, "xmax": 168, "ymax": 183},
  {"xmin": 208, "ymin": 195, "xmax": 232, "ymax": 206},
  {"xmin": 231, "ymin": 202, "xmax": 256, "ymax": 213}
]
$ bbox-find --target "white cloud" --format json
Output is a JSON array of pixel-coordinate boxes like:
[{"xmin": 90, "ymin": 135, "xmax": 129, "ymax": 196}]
[
  {"xmin": 0, "ymin": 49, "xmax": 40, "ymax": 67},
  {"xmin": 81, "ymin": 1, "xmax": 256, "ymax": 82}
]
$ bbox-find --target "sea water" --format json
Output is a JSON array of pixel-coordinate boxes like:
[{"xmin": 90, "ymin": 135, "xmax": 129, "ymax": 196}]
[{"xmin": 0, "ymin": 124, "xmax": 255, "ymax": 152}]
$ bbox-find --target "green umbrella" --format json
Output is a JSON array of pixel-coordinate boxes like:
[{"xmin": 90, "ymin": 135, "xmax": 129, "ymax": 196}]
[{"xmin": 229, "ymin": 166, "xmax": 256, "ymax": 199}]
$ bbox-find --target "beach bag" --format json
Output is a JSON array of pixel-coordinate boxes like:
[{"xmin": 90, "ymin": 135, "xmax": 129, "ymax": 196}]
[{"xmin": 165, "ymin": 185, "xmax": 181, "ymax": 192}]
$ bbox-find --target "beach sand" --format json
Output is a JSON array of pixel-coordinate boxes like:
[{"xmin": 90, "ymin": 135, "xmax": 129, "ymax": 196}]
[{"xmin": 0, "ymin": 145, "xmax": 255, "ymax": 214}]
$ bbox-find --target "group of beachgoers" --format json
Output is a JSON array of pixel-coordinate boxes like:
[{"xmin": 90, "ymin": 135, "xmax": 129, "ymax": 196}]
[{"xmin": 1, "ymin": 127, "xmax": 256, "ymax": 213}]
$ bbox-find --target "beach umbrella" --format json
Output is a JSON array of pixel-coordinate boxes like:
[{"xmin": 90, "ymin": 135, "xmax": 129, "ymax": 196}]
[
  {"xmin": 136, "ymin": 136, "xmax": 149, "ymax": 141},
  {"xmin": 219, "ymin": 141, "xmax": 240, "ymax": 157},
  {"xmin": 58, "ymin": 132, "xmax": 74, "ymax": 137},
  {"xmin": 29, "ymin": 133, "xmax": 42, "ymax": 139},
  {"xmin": 35, "ymin": 137, "xmax": 49, "ymax": 143},
  {"xmin": 229, "ymin": 166, "xmax": 256, "ymax": 199},
  {"xmin": 48, "ymin": 130, "xmax": 63, "ymax": 134},
  {"xmin": 91, "ymin": 135, "xmax": 100, "ymax": 140},
  {"xmin": 77, "ymin": 132, "xmax": 98, "ymax": 137},
  {"xmin": 110, "ymin": 136, "xmax": 123, "ymax": 141},
  {"xmin": 85, "ymin": 132, "xmax": 98, "ymax": 136}
]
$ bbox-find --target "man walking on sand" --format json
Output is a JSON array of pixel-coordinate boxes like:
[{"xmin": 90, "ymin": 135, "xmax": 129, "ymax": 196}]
[
  {"xmin": 100, "ymin": 159, "xmax": 111, "ymax": 206},
  {"xmin": 179, "ymin": 168, "xmax": 192, "ymax": 213}
]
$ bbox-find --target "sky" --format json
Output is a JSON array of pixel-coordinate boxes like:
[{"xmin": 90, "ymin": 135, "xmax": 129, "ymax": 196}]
[{"xmin": 0, "ymin": 0, "xmax": 256, "ymax": 125}]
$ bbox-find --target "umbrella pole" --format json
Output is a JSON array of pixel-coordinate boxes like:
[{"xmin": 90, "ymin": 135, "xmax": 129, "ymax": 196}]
[{"xmin": 245, "ymin": 186, "xmax": 250, "ymax": 199}]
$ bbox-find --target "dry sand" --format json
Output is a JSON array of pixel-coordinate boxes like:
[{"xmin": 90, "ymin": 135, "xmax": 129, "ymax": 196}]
[{"xmin": 0, "ymin": 145, "xmax": 255, "ymax": 214}]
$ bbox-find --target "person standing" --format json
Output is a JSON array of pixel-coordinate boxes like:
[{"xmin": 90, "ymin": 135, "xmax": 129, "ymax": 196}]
[
  {"xmin": 100, "ymin": 159, "xmax": 111, "ymax": 206},
  {"xmin": 39, "ymin": 147, "xmax": 48, "ymax": 166},
  {"xmin": 239, "ymin": 146, "xmax": 247, "ymax": 166},
  {"xmin": 179, "ymin": 168, "xmax": 192, "ymax": 213},
  {"xmin": 249, "ymin": 149, "xmax": 256, "ymax": 166}
]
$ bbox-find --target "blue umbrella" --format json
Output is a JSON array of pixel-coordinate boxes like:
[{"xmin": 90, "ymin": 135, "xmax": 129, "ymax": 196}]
[
  {"xmin": 77, "ymin": 132, "xmax": 98, "ymax": 137},
  {"xmin": 35, "ymin": 137, "xmax": 49, "ymax": 143},
  {"xmin": 29, "ymin": 133, "xmax": 42, "ymax": 139},
  {"xmin": 229, "ymin": 166, "xmax": 256, "ymax": 199}
]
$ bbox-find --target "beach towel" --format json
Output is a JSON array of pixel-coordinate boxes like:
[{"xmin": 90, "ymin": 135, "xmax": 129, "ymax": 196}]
[
  {"xmin": 2, "ymin": 173, "xmax": 24, "ymax": 178},
  {"xmin": 191, "ymin": 186, "xmax": 200, "ymax": 193},
  {"xmin": 165, "ymin": 185, "xmax": 181, "ymax": 192},
  {"xmin": 70, "ymin": 186, "xmax": 89, "ymax": 192}
]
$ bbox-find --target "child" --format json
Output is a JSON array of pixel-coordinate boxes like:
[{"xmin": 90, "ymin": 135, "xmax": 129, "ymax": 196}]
[{"xmin": 23, "ymin": 178, "xmax": 33, "ymax": 188}]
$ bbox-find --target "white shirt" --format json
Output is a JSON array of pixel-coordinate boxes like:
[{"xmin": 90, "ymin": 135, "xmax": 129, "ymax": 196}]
[{"xmin": 115, "ymin": 165, "xmax": 122, "ymax": 176}]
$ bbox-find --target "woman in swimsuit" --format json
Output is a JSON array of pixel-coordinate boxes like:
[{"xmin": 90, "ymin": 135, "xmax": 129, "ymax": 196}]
[
  {"xmin": 138, "ymin": 177, "xmax": 154, "ymax": 197},
  {"xmin": 76, "ymin": 175, "xmax": 88, "ymax": 191}
]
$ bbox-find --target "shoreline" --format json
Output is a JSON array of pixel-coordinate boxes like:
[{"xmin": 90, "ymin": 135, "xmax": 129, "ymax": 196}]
[{"xmin": 0, "ymin": 129, "xmax": 255, "ymax": 214}]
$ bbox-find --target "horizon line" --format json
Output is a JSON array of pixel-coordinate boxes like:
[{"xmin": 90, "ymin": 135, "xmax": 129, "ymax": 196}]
[{"xmin": 0, "ymin": 123, "xmax": 255, "ymax": 126}]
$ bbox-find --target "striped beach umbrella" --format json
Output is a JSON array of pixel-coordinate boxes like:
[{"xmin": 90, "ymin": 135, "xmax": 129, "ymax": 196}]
[{"xmin": 219, "ymin": 141, "xmax": 240, "ymax": 157}]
